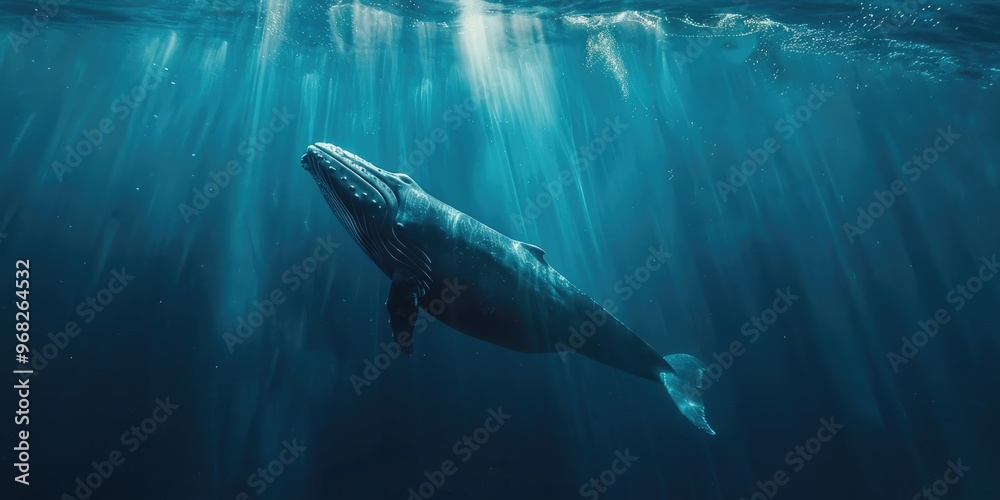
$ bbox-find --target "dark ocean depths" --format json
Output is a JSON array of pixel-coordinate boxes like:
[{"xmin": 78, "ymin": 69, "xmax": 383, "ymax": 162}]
[{"xmin": 1, "ymin": 0, "xmax": 999, "ymax": 498}]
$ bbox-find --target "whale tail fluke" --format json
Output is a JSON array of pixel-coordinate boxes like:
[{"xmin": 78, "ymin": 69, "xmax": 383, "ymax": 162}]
[{"xmin": 659, "ymin": 354, "xmax": 716, "ymax": 435}]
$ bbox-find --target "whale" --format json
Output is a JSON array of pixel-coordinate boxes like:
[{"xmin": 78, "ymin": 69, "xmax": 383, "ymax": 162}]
[{"xmin": 301, "ymin": 142, "xmax": 716, "ymax": 435}]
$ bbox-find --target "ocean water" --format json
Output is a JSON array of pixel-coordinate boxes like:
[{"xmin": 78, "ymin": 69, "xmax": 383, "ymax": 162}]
[{"xmin": 1, "ymin": 0, "xmax": 999, "ymax": 499}]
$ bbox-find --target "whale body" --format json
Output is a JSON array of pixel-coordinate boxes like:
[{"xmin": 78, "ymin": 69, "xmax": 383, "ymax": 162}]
[{"xmin": 301, "ymin": 142, "xmax": 715, "ymax": 435}]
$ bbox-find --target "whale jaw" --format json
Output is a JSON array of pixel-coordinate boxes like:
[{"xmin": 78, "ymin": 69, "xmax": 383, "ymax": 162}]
[{"xmin": 301, "ymin": 142, "xmax": 431, "ymax": 283}]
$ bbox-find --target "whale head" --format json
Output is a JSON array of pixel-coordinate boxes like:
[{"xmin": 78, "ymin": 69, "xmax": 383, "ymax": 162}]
[{"xmin": 301, "ymin": 142, "xmax": 430, "ymax": 282}]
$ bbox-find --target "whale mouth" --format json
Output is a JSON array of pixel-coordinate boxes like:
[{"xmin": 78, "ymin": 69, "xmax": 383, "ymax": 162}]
[
  {"xmin": 302, "ymin": 143, "xmax": 399, "ymax": 262},
  {"xmin": 301, "ymin": 142, "xmax": 397, "ymax": 214},
  {"xmin": 302, "ymin": 142, "xmax": 436, "ymax": 296}
]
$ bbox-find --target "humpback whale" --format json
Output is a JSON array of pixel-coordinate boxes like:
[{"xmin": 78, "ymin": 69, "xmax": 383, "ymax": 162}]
[{"xmin": 301, "ymin": 142, "xmax": 716, "ymax": 435}]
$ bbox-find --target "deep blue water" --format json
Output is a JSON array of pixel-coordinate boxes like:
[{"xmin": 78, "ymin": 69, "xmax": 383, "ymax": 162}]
[{"xmin": 1, "ymin": 0, "xmax": 999, "ymax": 499}]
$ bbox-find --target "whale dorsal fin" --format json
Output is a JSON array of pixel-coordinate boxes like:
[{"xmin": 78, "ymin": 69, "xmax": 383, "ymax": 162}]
[{"xmin": 519, "ymin": 242, "xmax": 547, "ymax": 264}]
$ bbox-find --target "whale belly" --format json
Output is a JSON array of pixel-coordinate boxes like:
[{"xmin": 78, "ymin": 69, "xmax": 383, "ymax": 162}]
[{"xmin": 418, "ymin": 249, "xmax": 574, "ymax": 353}]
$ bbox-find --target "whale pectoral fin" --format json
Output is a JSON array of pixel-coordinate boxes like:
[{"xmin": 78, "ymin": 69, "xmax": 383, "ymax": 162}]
[{"xmin": 386, "ymin": 272, "xmax": 418, "ymax": 355}]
